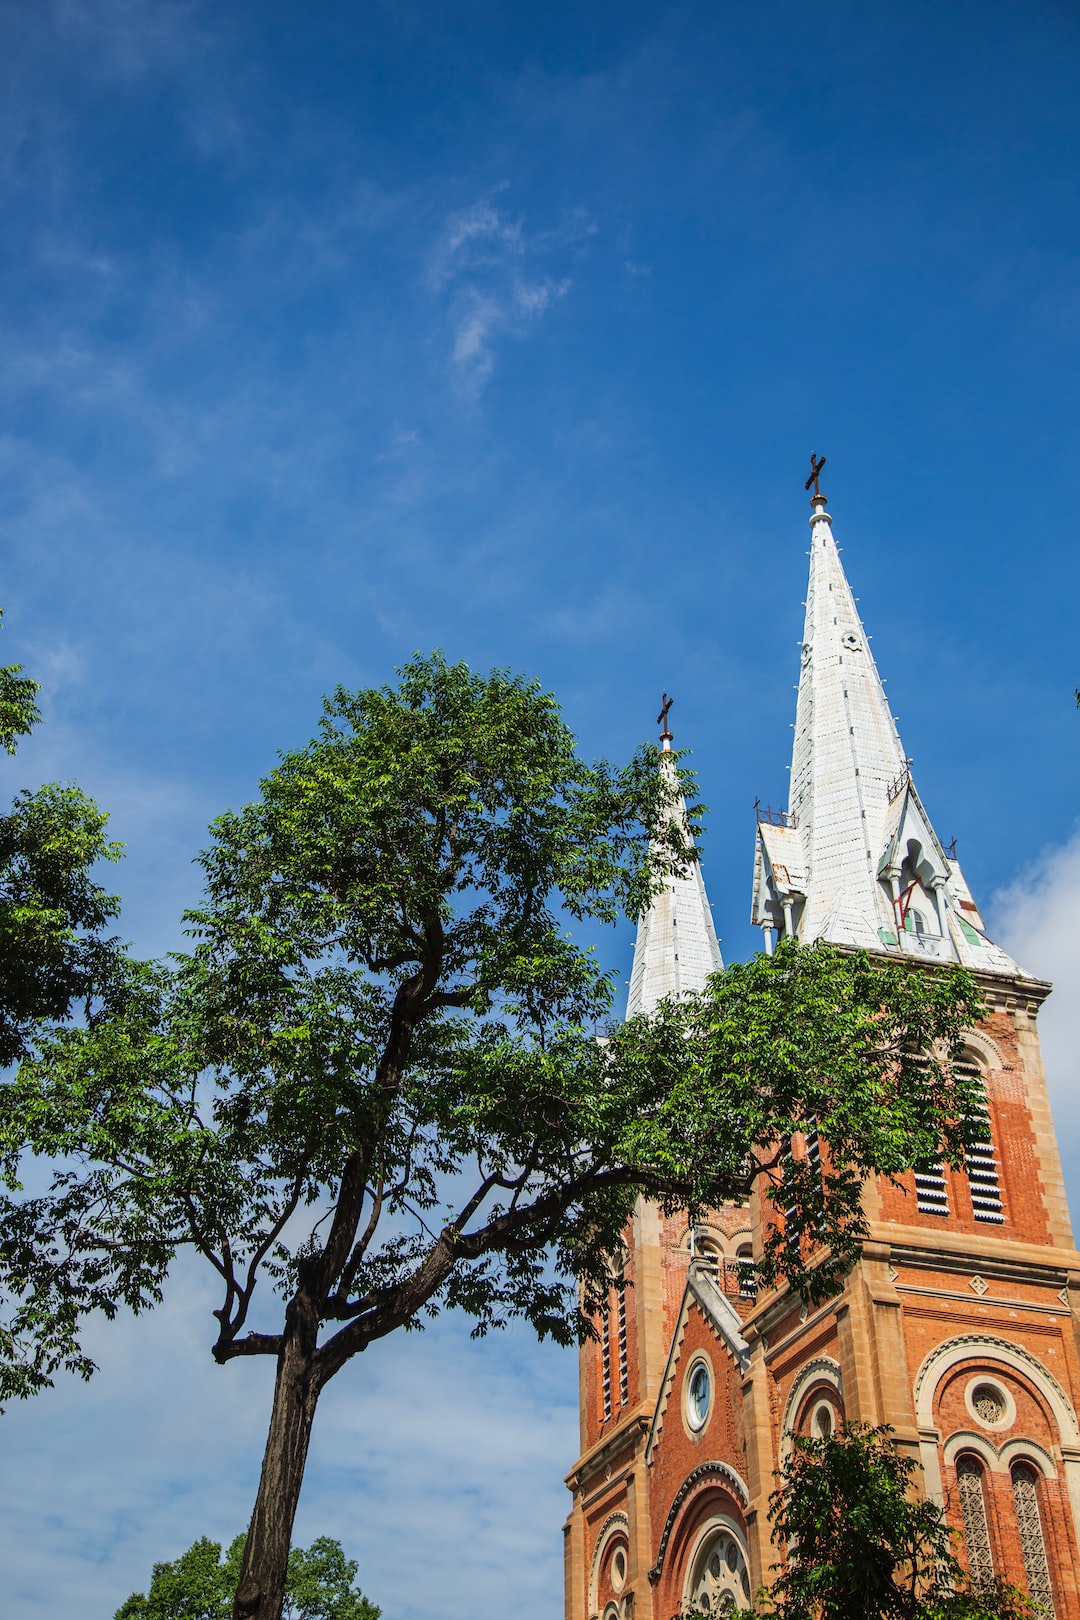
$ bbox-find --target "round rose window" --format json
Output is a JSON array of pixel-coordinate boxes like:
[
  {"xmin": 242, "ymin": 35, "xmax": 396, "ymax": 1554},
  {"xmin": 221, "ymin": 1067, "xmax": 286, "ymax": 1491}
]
[{"xmin": 687, "ymin": 1529, "xmax": 751, "ymax": 1614}]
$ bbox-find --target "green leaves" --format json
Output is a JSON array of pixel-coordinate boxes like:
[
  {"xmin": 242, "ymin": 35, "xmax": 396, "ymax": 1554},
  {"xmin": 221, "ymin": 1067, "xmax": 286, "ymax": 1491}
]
[
  {"xmin": 731, "ymin": 1425, "xmax": 1038, "ymax": 1620},
  {"xmin": 0, "ymin": 609, "xmax": 125, "ymax": 1066},
  {"xmin": 0, "ymin": 652, "xmax": 986, "ymax": 1404},
  {"xmin": 115, "ymin": 1534, "xmax": 380, "ymax": 1620},
  {"xmin": 600, "ymin": 940, "xmax": 984, "ymax": 1304}
]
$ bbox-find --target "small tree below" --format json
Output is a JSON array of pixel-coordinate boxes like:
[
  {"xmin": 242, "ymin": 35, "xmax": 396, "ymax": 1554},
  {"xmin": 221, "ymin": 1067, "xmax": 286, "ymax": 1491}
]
[
  {"xmin": 116, "ymin": 1534, "xmax": 379, "ymax": 1620},
  {"xmin": 719, "ymin": 1424, "xmax": 1039, "ymax": 1620}
]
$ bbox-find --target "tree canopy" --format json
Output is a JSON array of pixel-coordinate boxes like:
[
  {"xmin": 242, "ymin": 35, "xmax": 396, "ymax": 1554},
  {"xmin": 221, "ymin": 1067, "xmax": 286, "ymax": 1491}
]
[
  {"xmin": 721, "ymin": 1424, "xmax": 1036, "ymax": 1620},
  {"xmin": 0, "ymin": 608, "xmax": 124, "ymax": 1070},
  {"xmin": 116, "ymin": 1533, "xmax": 379, "ymax": 1620},
  {"xmin": 0, "ymin": 653, "xmax": 989, "ymax": 1619}
]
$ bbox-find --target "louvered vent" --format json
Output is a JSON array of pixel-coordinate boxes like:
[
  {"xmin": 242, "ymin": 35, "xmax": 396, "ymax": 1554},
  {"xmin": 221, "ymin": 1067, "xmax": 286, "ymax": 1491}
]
[
  {"xmin": 962, "ymin": 1065, "xmax": 1004, "ymax": 1224},
  {"xmin": 915, "ymin": 1165, "xmax": 950, "ymax": 1216}
]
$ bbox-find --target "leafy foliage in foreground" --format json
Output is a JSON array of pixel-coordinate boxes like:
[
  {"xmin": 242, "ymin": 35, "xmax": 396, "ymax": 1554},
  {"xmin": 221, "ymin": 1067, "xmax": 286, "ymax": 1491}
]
[
  {"xmin": 0, "ymin": 608, "xmax": 124, "ymax": 1072},
  {"xmin": 688, "ymin": 1425, "xmax": 1038, "ymax": 1620},
  {"xmin": 116, "ymin": 1534, "xmax": 379, "ymax": 1620},
  {"xmin": 0, "ymin": 607, "xmax": 127, "ymax": 1399},
  {"xmin": 0, "ymin": 653, "xmax": 988, "ymax": 1618}
]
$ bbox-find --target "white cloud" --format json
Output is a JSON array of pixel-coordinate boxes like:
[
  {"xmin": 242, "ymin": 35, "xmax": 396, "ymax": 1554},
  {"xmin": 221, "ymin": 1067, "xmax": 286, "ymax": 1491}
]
[
  {"xmin": 429, "ymin": 193, "xmax": 580, "ymax": 395},
  {"xmin": 0, "ymin": 1256, "xmax": 577, "ymax": 1620},
  {"xmin": 430, "ymin": 193, "xmax": 524, "ymax": 289},
  {"xmin": 991, "ymin": 826, "xmax": 1080, "ymax": 1202}
]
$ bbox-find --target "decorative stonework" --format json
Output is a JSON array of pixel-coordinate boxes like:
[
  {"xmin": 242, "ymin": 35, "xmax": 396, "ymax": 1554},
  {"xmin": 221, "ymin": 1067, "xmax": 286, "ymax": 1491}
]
[
  {"xmin": 969, "ymin": 1275, "xmax": 989, "ymax": 1296},
  {"xmin": 913, "ymin": 1335, "xmax": 1080, "ymax": 1445},
  {"xmin": 648, "ymin": 1464, "xmax": 750, "ymax": 1583},
  {"xmin": 685, "ymin": 1522, "xmax": 752, "ymax": 1615},
  {"xmin": 1013, "ymin": 1465, "xmax": 1056, "ymax": 1615},
  {"xmin": 779, "ymin": 1358, "xmax": 844, "ymax": 1458},
  {"xmin": 588, "ymin": 1513, "xmax": 631, "ymax": 1619},
  {"xmin": 957, "ymin": 1458, "xmax": 996, "ymax": 1595}
]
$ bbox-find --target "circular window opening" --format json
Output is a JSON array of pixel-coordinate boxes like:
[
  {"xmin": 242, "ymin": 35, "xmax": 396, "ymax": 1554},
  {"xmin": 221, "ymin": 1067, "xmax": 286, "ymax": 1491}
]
[
  {"xmin": 963, "ymin": 1376, "xmax": 1014, "ymax": 1430},
  {"xmin": 812, "ymin": 1401, "xmax": 834, "ymax": 1438},
  {"xmin": 687, "ymin": 1528, "xmax": 751, "ymax": 1615},
  {"xmin": 687, "ymin": 1361, "xmax": 712, "ymax": 1431},
  {"xmin": 611, "ymin": 1548, "xmax": 627, "ymax": 1592}
]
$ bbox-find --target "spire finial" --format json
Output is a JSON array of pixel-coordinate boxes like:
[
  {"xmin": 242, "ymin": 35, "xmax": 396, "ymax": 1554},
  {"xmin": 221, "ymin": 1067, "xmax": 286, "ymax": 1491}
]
[
  {"xmin": 657, "ymin": 692, "xmax": 674, "ymax": 749},
  {"xmin": 805, "ymin": 452, "xmax": 827, "ymax": 506}
]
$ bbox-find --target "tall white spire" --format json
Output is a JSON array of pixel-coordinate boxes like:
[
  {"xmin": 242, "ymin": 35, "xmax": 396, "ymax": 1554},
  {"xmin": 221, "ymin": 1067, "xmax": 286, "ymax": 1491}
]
[
  {"xmin": 752, "ymin": 474, "xmax": 1025, "ymax": 978},
  {"xmin": 627, "ymin": 704, "xmax": 723, "ymax": 1018}
]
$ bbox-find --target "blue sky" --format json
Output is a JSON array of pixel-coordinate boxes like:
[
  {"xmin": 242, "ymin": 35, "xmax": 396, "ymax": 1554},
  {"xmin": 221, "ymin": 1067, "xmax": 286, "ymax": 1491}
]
[{"xmin": 2, "ymin": 2, "xmax": 1079, "ymax": 1617}]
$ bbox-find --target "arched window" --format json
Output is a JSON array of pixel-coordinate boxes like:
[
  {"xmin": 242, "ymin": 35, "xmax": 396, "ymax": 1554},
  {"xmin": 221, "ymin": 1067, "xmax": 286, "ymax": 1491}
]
[
  {"xmin": 689, "ymin": 1226, "xmax": 723, "ymax": 1264},
  {"xmin": 956, "ymin": 1456, "xmax": 995, "ymax": 1596},
  {"xmin": 685, "ymin": 1524, "xmax": 751, "ymax": 1615},
  {"xmin": 735, "ymin": 1243, "xmax": 756, "ymax": 1299},
  {"xmin": 1012, "ymin": 1464, "xmax": 1055, "ymax": 1616}
]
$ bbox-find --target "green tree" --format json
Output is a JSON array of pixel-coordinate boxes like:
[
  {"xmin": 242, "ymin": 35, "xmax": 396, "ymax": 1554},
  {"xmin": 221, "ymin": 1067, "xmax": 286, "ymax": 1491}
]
[
  {"xmin": 0, "ymin": 608, "xmax": 127, "ymax": 1397},
  {"xmin": 116, "ymin": 1534, "xmax": 379, "ymax": 1620},
  {"xmin": 0, "ymin": 655, "xmax": 987, "ymax": 1620},
  {"xmin": 0, "ymin": 608, "xmax": 124, "ymax": 1070},
  {"xmin": 730, "ymin": 1424, "xmax": 1036, "ymax": 1620}
]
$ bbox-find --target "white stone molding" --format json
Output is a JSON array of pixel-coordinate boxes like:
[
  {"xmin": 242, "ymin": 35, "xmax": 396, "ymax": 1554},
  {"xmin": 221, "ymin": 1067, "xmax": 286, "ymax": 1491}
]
[
  {"xmin": 588, "ymin": 1512, "xmax": 630, "ymax": 1617},
  {"xmin": 682, "ymin": 1350, "xmax": 715, "ymax": 1440},
  {"xmin": 779, "ymin": 1356, "xmax": 844, "ymax": 1458},
  {"xmin": 647, "ymin": 1464, "xmax": 750, "ymax": 1584},
  {"xmin": 913, "ymin": 1334, "xmax": 1080, "ymax": 1529},
  {"xmin": 941, "ymin": 1430, "xmax": 1059, "ymax": 1481},
  {"xmin": 913, "ymin": 1335, "xmax": 1080, "ymax": 1440},
  {"xmin": 942, "ymin": 1430, "xmax": 1002, "ymax": 1473},
  {"xmin": 958, "ymin": 1027, "xmax": 1006, "ymax": 1072},
  {"xmin": 964, "ymin": 1375, "xmax": 1016, "ymax": 1431},
  {"xmin": 1000, "ymin": 1438, "xmax": 1059, "ymax": 1479}
]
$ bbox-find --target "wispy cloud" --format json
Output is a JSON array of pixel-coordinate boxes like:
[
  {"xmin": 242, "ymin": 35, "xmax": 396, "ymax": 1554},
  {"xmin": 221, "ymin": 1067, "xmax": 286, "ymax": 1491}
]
[
  {"xmin": 430, "ymin": 193, "xmax": 582, "ymax": 395},
  {"xmin": 52, "ymin": 0, "xmax": 201, "ymax": 77},
  {"xmin": 991, "ymin": 826, "xmax": 1080, "ymax": 1201},
  {"xmin": 0, "ymin": 1256, "xmax": 577, "ymax": 1620}
]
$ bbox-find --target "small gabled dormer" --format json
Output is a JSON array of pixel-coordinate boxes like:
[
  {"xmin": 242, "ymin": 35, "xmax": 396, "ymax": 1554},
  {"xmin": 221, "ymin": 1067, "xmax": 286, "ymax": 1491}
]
[{"xmin": 876, "ymin": 778, "xmax": 956, "ymax": 961}]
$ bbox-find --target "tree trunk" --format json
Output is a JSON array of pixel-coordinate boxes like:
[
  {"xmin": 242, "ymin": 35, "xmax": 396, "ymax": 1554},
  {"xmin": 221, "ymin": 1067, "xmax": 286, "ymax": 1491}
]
[{"xmin": 232, "ymin": 1307, "xmax": 322, "ymax": 1620}]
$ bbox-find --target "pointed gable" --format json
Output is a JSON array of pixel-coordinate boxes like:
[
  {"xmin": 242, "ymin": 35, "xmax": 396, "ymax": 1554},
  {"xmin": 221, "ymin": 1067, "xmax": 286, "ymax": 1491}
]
[{"xmin": 644, "ymin": 1262, "xmax": 750, "ymax": 1468}]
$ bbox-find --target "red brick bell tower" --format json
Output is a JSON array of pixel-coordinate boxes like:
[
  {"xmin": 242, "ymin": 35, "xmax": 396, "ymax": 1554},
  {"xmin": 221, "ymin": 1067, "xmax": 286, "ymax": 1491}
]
[{"xmin": 563, "ymin": 480, "xmax": 1080, "ymax": 1620}]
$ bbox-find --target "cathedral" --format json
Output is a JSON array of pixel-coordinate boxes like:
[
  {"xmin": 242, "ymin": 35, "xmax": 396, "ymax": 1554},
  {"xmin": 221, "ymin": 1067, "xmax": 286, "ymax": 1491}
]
[{"xmin": 563, "ymin": 478, "xmax": 1080, "ymax": 1619}]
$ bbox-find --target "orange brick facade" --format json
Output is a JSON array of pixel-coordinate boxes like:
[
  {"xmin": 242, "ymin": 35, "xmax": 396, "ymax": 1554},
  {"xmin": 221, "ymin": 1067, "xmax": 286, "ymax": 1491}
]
[
  {"xmin": 566, "ymin": 488, "xmax": 1079, "ymax": 1618},
  {"xmin": 564, "ymin": 971, "xmax": 1080, "ymax": 1620}
]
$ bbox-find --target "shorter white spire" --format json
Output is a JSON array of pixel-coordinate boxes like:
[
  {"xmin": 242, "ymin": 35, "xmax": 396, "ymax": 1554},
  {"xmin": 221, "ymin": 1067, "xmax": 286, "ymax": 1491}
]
[{"xmin": 627, "ymin": 710, "xmax": 723, "ymax": 1019}]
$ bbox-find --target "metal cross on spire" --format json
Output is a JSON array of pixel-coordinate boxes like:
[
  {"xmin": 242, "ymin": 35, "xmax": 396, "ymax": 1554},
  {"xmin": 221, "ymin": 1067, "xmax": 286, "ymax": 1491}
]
[
  {"xmin": 657, "ymin": 692, "xmax": 674, "ymax": 744},
  {"xmin": 805, "ymin": 452, "xmax": 827, "ymax": 500}
]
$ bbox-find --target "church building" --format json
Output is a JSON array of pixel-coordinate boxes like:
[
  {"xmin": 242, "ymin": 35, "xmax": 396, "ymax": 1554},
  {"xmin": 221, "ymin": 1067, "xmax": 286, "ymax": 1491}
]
[{"xmin": 563, "ymin": 478, "xmax": 1080, "ymax": 1619}]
